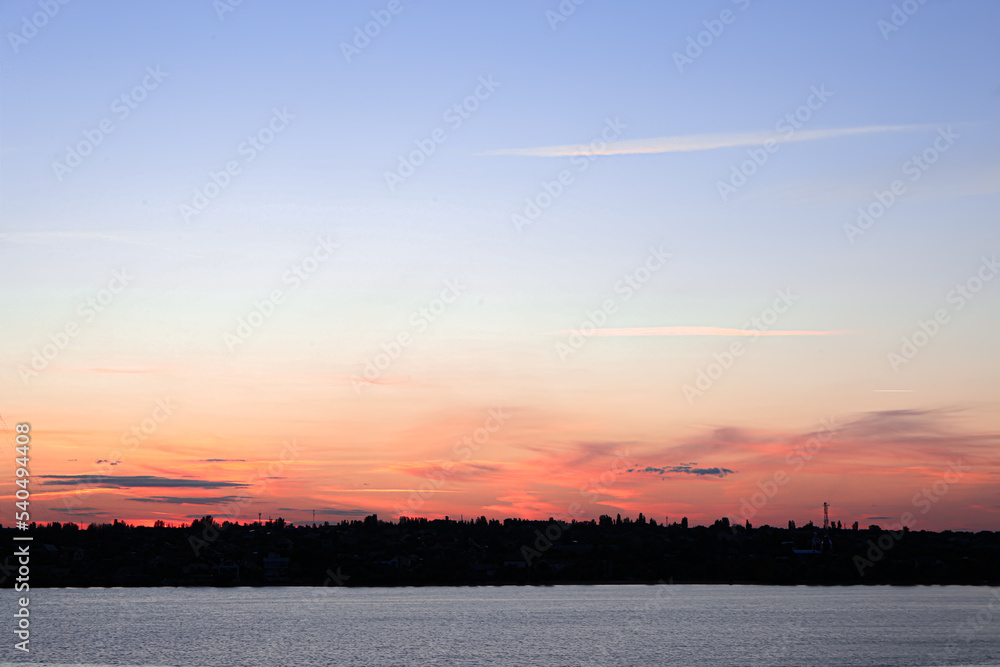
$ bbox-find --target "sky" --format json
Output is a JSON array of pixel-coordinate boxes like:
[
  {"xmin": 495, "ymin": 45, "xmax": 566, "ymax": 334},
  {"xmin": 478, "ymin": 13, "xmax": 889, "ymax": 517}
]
[{"xmin": 1, "ymin": 1, "xmax": 998, "ymax": 530}]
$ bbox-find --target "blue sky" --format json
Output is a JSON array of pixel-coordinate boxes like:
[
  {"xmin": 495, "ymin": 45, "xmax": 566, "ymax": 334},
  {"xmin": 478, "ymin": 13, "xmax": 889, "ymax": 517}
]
[{"xmin": 2, "ymin": 1, "xmax": 999, "ymax": 527}]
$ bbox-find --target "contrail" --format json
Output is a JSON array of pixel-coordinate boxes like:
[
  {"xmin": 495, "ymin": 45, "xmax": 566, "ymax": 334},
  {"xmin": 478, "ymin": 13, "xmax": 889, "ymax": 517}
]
[
  {"xmin": 482, "ymin": 124, "xmax": 933, "ymax": 158},
  {"xmin": 562, "ymin": 326, "xmax": 849, "ymax": 337}
]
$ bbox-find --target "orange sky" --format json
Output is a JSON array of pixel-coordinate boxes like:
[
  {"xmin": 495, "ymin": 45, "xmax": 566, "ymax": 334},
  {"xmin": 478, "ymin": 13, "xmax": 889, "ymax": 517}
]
[{"xmin": 6, "ymin": 372, "xmax": 999, "ymax": 530}]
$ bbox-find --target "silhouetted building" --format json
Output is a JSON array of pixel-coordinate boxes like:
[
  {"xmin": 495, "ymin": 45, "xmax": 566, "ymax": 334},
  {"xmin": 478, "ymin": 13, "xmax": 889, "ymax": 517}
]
[{"xmin": 263, "ymin": 553, "xmax": 289, "ymax": 583}]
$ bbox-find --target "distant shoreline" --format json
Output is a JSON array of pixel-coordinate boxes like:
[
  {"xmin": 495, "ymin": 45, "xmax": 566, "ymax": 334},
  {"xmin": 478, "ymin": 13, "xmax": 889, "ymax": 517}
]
[{"xmin": 8, "ymin": 517, "xmax": 998, "ymax": 589}]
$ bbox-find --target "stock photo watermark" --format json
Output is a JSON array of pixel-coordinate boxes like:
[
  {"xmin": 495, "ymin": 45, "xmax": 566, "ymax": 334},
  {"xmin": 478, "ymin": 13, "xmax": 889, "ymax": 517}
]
[
  {"xmin": 887, "ymin": 255, "xmax": 997, "ymax": 372},
  {"xmin": 224, "ymin": 235, "xmax": 339, "ymax": 352},
  {"xmin": 853, "ymin": 459, "xmax": 968, "ymax": 576},
  {"xmin": 672, "ymin": 0, "xmax": 751, "ymax": 73},
  {"xmin": 340, "ymin": 0, "xmax": 410, "ymax": 63},
  {"xmin": 717, "ymin": 85, "xmax": 832, "ymax": 202},
  {"xmin": 956, "ymin": 589, "xmax": 1000, "ymax": 643},
  {"xmin": 119, "ymin": 398, "xmax": 178, "ymax": 451},
  {"xmin": 180, "ymin": 107, "xmax": 294, "ymax": 223},
  {"xmin": 56, "ymin": 399, "xmax": 178, "ymax": 519},
  {"xmin": 511, "ymin": 116, "xmax": 627, "ymax": 234},
  {"xmin": 728, "ymin": 417, "xmax": 840, "ymax": 526},
  {"xmin": 545, "ymin": 0, "xmax": 586, "ymax": 31},
  {"xmin": 556, "ymin": 245, "xmax": 670, "ymax": 361},
  {"xmin": 12, "ymin": 422, "xmax": 32, "ymax": 652},
  {"xmin": 213, "ymin": 0, "xmax": 244, "ymax": 21},
  {"xmin": 384, "ymin": 76, "xmax": 501, "ymax": 192},
  {"xmin": 392, "ymin": 408, "xmax": 509, "ymax": 516},
  {"xmin": 843, "ymin": 126, "xmax": 959, "ymax": 244},
  {"xmin": 51, "ymin": 65, "xmax": 168, "ymax": 182},
  {"xmin": 17, "ymin": 269, "xmax": 133, "ymax": 385},
  {"xmin": 877, "ymin": 0, "xmax": 929, "ymax": 40},
  {"xmin": 189, "ymin": 438, "xmax": 305, "ymax": 555},
  {"xmin": 7, "ymin": 0, "xmax": 70, "ymax": 54},
  {"xmin": 681, "ymin": 288, "xmax": 797, "ymax": 403},
  {"xmin": 352, "ymin": 279, "xmax": 465, "ymax": 392},
  {"xmin": 520, "ymin": 449, "xmax": 635, "ymax": 565}
]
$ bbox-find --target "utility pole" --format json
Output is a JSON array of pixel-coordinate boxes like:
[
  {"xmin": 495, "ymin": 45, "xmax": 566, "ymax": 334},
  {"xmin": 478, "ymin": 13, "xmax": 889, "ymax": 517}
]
[{"xmin": 822, "ymin": 502, "xmax": 833, "ymax": 554}]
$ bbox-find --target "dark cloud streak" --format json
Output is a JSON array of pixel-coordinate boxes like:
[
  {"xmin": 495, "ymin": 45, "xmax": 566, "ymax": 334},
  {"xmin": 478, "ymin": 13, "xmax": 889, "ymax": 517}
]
[
  {"xmin": 626, "ymin": 464, "xmax": 735, "ymax": 478},
  {"xmin": 38, "ymin": 475, "xmax": 249, "ymax": 489},
  {"xmin": 129, "ymin": 495, "xmax": 244, "ymax": 505}
]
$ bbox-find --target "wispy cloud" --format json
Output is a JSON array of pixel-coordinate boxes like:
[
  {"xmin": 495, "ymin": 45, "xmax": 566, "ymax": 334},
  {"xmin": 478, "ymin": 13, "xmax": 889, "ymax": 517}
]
[
  {"xmin": 482, "ymin": 124, "xmax": 931, "ymax": 158},
  {"xmin": 0, "ymin": 231, "xmax": 207, "ymax": 259},
  {"xmin": 83, "ymin": 367, "xmax": 157, "ymax": 374},
  {"xmin": 389, "ymin": 461, "xmax": 507, "ymax": 481},
  {"xmin": 564, "ymin": 441, "xmax": 633, "ymax": 467},
  {"xmin": 0, "ymin": 231, "xmax": 134, "ymax": 244},
  {"xmin": 482, "ymin": 490, "xmax": 567, "ymax": 518},
  {"xmin": 565, "ymin": 326, "xmax": 849, "ymax": 337},
  {"xmin": 351, "ymin": 375, "xmax": 411, "ymax": 386},
  {"xmin": 643, "ymin": 408, "xmax": 998, "ymax": 478}
]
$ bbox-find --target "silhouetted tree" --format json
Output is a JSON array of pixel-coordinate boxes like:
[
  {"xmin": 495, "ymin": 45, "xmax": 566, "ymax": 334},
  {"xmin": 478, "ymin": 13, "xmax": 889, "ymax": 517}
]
[{"xmin": 7, "ymin": 513, "xmax": 999, "ymax": 587}]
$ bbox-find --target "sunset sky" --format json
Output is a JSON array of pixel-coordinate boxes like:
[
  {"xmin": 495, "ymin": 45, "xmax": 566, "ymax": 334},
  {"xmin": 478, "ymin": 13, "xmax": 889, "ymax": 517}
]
[{"xmin": 2, "ymin": 1, "xmax": 998, "ymax": 530}]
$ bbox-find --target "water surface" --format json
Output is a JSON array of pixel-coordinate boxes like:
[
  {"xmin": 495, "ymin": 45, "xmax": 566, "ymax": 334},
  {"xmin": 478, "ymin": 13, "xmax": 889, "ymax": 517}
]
[{"xmin": 4, "ymin": 585, "xmax": 999, "ymax": 666}]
